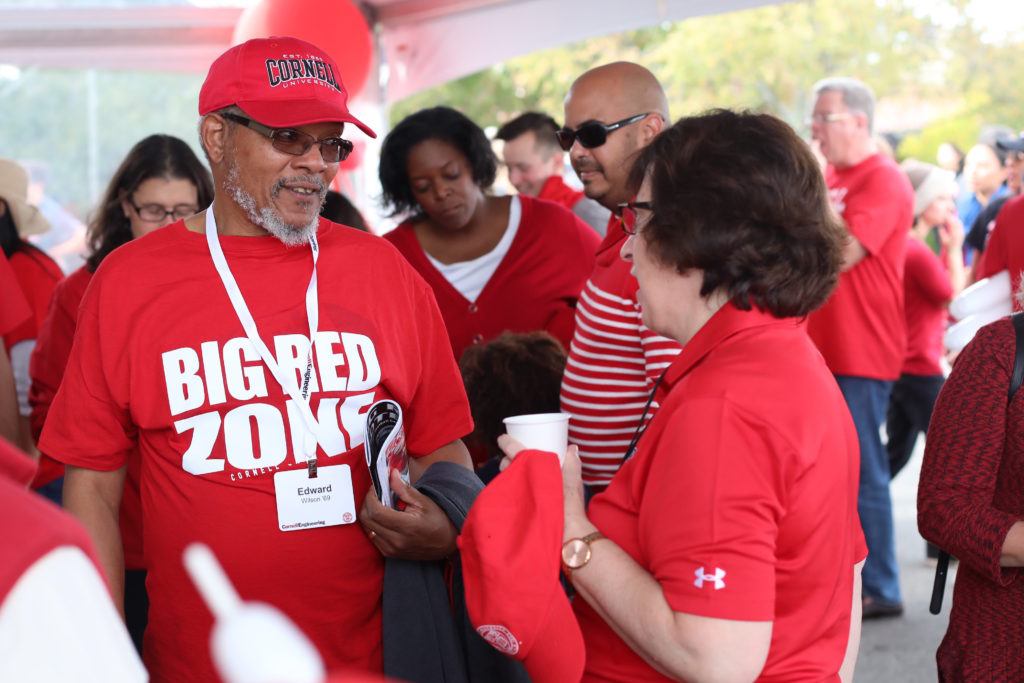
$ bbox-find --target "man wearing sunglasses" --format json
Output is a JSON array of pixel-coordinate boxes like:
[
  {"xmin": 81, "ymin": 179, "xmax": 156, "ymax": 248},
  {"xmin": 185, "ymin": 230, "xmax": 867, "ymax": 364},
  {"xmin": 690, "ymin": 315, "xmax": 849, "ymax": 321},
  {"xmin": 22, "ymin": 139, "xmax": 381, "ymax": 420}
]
[
  {"xmin": 557, "ymin": 62, "xmax": 681, "ymax": 494},
  {"xmin": 41, "ymin": 37, "xmax": 475, "ymax": 682}
]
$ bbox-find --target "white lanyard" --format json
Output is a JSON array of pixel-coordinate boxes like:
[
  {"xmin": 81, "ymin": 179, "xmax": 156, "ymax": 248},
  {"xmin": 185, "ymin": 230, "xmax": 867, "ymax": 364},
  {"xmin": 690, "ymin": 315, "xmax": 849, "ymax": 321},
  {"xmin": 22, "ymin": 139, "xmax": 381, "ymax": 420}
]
[{"xmin": 205, "ymin": 207, "xmax": 322, "ymax": 476}]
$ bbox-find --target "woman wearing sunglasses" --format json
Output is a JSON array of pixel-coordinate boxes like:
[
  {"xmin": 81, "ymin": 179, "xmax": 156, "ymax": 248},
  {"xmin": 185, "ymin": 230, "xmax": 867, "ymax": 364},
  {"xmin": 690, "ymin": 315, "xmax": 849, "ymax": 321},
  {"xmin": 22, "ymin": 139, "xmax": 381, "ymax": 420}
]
[
  {"xmin": 28, "ymin": 134, "xmax": 213, "ymax": 653},
  {"xmin": 379, "ymin": 106, "xmax": 599, "ymax": 374},
  {"xmin": 500, "ymin": 110, "xmax": 865, "ymax": 682}
]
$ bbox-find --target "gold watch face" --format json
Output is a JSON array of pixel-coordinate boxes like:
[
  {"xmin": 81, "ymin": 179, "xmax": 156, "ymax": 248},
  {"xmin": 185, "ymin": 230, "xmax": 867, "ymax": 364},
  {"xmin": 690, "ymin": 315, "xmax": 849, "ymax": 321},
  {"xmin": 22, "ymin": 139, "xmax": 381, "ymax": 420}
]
[{"xmin": 562, "ymin": 538, "xmax": 592, "ymax": 570}]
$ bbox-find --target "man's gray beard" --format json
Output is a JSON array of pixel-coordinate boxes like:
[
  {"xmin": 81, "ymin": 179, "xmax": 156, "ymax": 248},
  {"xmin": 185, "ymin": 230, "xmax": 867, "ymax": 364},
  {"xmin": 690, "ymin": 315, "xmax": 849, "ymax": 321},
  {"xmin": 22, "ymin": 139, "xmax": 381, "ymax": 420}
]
[{"xmin": 225, "ymin": 162, "xmax": 325, "ymax": 247}]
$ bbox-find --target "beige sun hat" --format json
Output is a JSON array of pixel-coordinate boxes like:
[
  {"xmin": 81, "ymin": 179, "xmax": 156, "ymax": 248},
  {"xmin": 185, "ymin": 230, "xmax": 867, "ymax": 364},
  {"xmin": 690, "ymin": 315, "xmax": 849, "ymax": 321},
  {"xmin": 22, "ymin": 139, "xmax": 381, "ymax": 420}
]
[{"xmin": 0, "ymin": 159, "xmax": 50, "ymax": 237}]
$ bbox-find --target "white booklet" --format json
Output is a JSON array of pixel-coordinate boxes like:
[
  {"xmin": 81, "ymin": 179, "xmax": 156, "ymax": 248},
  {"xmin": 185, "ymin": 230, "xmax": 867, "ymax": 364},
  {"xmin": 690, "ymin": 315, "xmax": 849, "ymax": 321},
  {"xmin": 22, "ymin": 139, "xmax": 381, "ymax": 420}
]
[{"xmin": 364, "ymin": 399, "xmax": 410, "ymax": 509}]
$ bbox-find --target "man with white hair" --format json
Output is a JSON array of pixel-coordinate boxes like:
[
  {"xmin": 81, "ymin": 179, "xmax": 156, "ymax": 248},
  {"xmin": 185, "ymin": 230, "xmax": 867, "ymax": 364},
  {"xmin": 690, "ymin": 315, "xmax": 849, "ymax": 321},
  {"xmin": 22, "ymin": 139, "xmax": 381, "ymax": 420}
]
[
  {"xmin": 40, "ymin": 36, "xmax": 473, "ymax": 682},
  {"xmin": 808, "ymin": 76, "xmax": 914, "ymax": 619}
]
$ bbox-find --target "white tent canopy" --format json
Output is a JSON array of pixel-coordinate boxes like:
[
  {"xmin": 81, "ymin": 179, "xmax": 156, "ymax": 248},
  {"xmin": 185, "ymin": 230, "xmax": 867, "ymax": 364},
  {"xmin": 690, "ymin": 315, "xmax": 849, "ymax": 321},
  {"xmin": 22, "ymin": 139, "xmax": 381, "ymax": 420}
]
[{"xmin": 0, "ymin": 0, "xmax": 782, "ymax": 101}]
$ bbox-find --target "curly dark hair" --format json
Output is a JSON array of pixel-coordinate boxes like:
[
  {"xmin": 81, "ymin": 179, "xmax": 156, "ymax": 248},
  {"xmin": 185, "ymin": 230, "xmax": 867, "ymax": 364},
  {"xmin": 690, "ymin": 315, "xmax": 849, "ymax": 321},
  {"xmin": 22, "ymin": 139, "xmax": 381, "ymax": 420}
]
[
  {"xmin": 378, "ymin": 106, "xmax": 497, "ymax": 218},
  {"xmin": 628, "ymin": 109, "xmax": 844, "ymax": 318},
  {"xmin": 459, "ymin": 331, "xmax": 567, "ymax": 460},
  {"xmin": 86, "ymin": 135, "xmax": 213, "ymax": 272}
]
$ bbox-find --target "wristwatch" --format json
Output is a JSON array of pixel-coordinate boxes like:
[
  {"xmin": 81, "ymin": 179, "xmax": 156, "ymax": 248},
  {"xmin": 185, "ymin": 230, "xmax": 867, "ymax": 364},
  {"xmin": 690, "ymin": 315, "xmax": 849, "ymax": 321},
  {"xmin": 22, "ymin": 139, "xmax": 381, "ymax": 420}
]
[{"xmin": 561, "ymin": 531, "xmax": 606, "ymax": 574}]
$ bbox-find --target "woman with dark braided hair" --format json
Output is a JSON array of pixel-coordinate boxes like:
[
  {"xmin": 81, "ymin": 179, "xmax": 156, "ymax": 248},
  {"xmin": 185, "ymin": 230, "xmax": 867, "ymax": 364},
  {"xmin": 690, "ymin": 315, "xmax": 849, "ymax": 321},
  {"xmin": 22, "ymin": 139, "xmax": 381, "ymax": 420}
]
[{"xmin": 28, "ymin": 134, "xmax": 212, "ymax": 653}]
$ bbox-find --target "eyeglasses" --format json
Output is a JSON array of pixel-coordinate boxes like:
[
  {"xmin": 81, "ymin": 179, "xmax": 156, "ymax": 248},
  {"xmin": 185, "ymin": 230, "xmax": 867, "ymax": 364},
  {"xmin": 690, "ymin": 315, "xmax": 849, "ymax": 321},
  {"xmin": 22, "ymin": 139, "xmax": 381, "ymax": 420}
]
[
  {"xmin": 618, "ymin": 200, "xmax": 653, "ymax": 235},
  {"xmin": 221, "ymin": 112, "xmax": 354, "ymax": 163},
  {"xmin": 555, "ymin": 113, "xmax": 651, "ymax": 151},
  {"xmin": 805, "ymin": 111, "xmax": 853, "ymax": 126},
  {"xmin": 128, "ymin": 200, "xmax": 199, "ymax": 223}
]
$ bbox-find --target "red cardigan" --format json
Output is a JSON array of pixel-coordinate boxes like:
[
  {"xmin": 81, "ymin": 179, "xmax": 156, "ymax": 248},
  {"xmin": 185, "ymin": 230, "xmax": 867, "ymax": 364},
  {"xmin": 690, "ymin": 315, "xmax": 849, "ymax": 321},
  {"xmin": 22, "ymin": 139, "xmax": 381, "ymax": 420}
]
[
  {"xmin": 919, "ymin": 317, "xmax": 1024, "ymax": 680},
  {"xmin": 385, "ymin": 195, "xmax": 600, "ymax": 362}
]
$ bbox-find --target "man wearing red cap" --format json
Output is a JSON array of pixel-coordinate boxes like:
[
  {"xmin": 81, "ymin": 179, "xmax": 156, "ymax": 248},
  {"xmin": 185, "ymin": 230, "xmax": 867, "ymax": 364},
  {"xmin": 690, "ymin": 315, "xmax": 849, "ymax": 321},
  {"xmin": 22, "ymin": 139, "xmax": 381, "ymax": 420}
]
[{"xmin": 39, "ymin": 37, "xmax": 473, "ymax": 682}]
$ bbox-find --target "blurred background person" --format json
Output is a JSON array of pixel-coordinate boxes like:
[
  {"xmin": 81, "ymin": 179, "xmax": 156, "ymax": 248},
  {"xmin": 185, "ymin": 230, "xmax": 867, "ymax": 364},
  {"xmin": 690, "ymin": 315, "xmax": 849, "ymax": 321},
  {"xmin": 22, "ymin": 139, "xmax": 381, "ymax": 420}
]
[
  {"xmin": 936, "ymin": 141, "xmax": 965, "ymax": 179},
  {"xmin": 918, "ymin": 296, "xmax": 1024, "ymax": 681},
  {"xmin": 459, "ymin": 331, "xmax": 566, "ymax": 482},
  {"xmin": 379, "ymin": 106, "xmax": 599, "ymax": 373},
  {"xmin": 495, "ymin": 111, "xmax": 610, "ymax": 235},
  {"xmin": 0, "ymin": 158, "xmax": 62, "ymax": 454},
  {"xmin": 965, "ymin": 133, "xmax": 1024, "ymax": 265},
  {"xmin": 1, "ymin": 253, "xmax": 31, "ymax": 446},
  {"xmin": 888, "ymin": 161, "xmax": 965, "ymax": 486},
  {"xmin": 808, "ymin": 76, "xmax": 913, "ymax": 619},
  {"xmin": 957, "ymin": 140, "xmax": 1009, "ymax": 257},
  {"xmin": 320, "ymin": 189, "xmax": 368, "ymax": 232},
  {"xmin": 0, "ymin": 435, "xmax": 146, "ymax": 682},
  {"xmin": 501, "ymin": 109, "xmax": 863, "ymax": 682},
  {"xmin": 29, "ymin": 133, "xmax": 213, "ymax": 652}
]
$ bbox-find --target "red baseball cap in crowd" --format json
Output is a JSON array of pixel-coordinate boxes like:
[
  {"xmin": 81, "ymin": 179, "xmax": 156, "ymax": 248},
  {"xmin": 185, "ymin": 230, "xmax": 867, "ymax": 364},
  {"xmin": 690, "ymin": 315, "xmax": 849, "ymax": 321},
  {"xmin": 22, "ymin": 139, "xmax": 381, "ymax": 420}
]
[
  {"xmin": 458, "ymin": 450, "xmax": 585, "ymax": 683},
  {"xmin": 199, "ymin": 36, "xmax": 376, "ymax": 138}
]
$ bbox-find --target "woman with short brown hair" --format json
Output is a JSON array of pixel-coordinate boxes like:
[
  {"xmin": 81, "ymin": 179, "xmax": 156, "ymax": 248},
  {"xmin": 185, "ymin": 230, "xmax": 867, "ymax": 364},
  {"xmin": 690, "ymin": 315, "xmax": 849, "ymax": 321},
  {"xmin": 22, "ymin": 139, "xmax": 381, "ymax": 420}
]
[{"xmin": 502, "ymin": 109, "xmax": 865, "ymax": 682}]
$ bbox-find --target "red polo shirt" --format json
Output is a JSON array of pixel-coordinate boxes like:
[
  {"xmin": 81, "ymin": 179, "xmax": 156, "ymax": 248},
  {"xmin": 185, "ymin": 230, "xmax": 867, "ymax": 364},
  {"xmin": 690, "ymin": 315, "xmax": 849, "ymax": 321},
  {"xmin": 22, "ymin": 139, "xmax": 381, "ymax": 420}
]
[
  {"xmin": 807, "ymin": 154, "xmax": 913, "ymax": 380},
  {"xmin": 578, "ymin": 303, "xmax": 866, "ymax": 682},
  {"xmin": 975, "ymin": 194, "xmax": 1024, "ymax": 311}
]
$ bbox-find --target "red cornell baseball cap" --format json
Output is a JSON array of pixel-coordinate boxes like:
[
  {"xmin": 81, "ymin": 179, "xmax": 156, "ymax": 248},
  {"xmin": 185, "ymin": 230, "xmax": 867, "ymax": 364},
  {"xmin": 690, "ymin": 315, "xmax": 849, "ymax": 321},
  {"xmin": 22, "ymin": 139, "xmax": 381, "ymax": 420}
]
[
  {"xmin": 458, "ymin": 451, "xmax": 585, "ymax": 683},
  {"xmin": 199, "ymin": 36, "xmax": 376, "ymax": 138}
]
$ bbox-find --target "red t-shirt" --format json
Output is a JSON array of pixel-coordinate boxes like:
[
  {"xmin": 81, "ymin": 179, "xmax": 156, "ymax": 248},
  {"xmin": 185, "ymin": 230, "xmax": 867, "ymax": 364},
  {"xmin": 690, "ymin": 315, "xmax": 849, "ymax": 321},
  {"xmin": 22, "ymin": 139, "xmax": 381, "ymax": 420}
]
[
  {"xmin": 0, "ymin": 252, "xmax": 31, "ymax": 339},
  {"xmin": 578, "ymin": 304, "xmax": 866, "ymax": 682},
  {"xmin": 807, "ymin": 154, "xmax": 913, "ymax": 380},
  {"xmin": 29, "ymin": 265, "xmax": 145, "ymax": 569},
  {"xmin": 0, "ymin": 435, "xmax": 105, "ymax": 604},
  {"xmin": 975, "ymin": 194, "xmax": 1024, "ymax": 311},
  {"xmin": 537, "ymin": 175, "xmax": 585, "ymax": 210},
  {"xmin": 38, "ymin": 220, "xmax": 473, "ymax": 683},
  {"xmin": 560, "ymin": 214, "xmax": 681, "ymax": 486},
  {"xmin": 384, "ymin": 195, "xmax": 599, "ymax": 362},
  {"xmin": 3, "ymin": 246, "xmax": 63, "ymax": 349},
  {"xmin": 902, "ymin": 237, "xmax": 953, "ymax": 376}
]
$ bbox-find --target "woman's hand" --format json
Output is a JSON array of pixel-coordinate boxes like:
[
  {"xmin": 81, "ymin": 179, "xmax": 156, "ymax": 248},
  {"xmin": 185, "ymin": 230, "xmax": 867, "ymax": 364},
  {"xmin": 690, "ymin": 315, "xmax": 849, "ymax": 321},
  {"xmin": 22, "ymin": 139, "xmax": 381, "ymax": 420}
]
[
  {"xmin": 939, "ymin": 212, "xmax": 965, "ymax": 253},
  {"xmin": 497, "ymin": 435, "xmax": 593, "ymax": 542}
]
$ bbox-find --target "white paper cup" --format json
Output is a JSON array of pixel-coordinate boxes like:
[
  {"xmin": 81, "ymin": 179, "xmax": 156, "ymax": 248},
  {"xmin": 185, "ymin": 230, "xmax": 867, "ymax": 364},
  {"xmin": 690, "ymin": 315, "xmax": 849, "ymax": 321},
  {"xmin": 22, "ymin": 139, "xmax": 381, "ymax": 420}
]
[
  {"xmin": 949, "ymin": 270, "xmax": 1012, "ymax": 321},
  {"xmin": 503, "ymin": 413, "xmax": 570, "ymax": 464}
]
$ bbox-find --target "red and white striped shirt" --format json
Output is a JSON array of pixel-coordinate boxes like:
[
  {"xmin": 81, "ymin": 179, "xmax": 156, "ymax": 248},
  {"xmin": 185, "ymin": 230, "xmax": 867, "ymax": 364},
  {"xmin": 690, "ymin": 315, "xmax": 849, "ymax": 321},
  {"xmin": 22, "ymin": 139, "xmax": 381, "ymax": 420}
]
[{"xmin": 560, "ymin": 217, "xmax": 681, "ymax": 486}]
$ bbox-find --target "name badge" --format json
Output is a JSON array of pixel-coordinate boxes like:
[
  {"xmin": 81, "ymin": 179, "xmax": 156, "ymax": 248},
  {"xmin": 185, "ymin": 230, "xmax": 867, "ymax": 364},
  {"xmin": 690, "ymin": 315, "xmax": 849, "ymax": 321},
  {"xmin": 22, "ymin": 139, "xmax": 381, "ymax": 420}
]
[{"xmin": 273, "ymin": 465, "xmax": 357, "ymax": 532}]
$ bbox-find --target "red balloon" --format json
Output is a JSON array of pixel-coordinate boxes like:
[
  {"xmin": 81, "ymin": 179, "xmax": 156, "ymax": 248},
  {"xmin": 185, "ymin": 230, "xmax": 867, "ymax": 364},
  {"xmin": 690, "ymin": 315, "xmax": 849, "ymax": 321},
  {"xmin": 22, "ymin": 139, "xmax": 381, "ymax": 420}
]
[{"xmin": 234, "ymin": 0, "xmax": 374, "ymax": 98}]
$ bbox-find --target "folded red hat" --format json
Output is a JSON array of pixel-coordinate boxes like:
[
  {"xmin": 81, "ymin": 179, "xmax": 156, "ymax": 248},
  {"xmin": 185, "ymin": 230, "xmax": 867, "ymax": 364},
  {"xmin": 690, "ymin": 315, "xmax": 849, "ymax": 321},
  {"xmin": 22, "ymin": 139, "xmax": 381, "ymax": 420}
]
[
  {"xmin": 199, "ymin": 36, "xmax": 376, "ymax": 138},
  {"xmin": 458, "ymin": 450, "xmax": 585, "ymax": 683}
]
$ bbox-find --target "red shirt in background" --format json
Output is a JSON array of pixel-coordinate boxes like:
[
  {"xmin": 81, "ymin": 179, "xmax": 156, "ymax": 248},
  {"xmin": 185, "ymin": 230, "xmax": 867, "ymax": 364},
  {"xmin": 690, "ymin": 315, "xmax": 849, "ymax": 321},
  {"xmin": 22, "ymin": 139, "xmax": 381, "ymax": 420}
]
[
  {"xmin": 902, "ymin": 237, "xmax": 953, "ymax": 376},
  {"xmin": 537, "ymin": 175, "xmax": 585, "ymax": 210},
  {"xmin": 3, "ymin": 246, "xmax": 63, "ymax": 349},
  {"xmin": 975, "ymin": 194, "xmax": 1024, "ymax": 311},
  {"xmin": 38, "ymin": 220, "xmax": 473, "ymax": 683},
  {"xmin": 579, "ymin": 304, "xmax": 865, "ymax": 682},
  {"xmin": 385, "ymin": 195, "xmax": 599, "ymax": 363},
  {"xmin": 28, "ymin": 265, "xmax": 145, "ymax": 569},
  {"xmin": 808, "ymin": 154, "xmax": 913, "ymax": 380},
  {"xmin": 0, "ymin": 253, "xmax": 31, "ymax": 337}
]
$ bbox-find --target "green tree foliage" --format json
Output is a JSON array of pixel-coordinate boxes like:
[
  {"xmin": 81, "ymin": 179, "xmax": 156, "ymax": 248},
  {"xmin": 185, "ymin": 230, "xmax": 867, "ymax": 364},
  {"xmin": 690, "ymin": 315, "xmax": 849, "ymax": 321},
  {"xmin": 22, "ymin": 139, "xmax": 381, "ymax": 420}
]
[{"xmin": 390, "ymin": 0, "xmax": 1021, "ymax": 169}]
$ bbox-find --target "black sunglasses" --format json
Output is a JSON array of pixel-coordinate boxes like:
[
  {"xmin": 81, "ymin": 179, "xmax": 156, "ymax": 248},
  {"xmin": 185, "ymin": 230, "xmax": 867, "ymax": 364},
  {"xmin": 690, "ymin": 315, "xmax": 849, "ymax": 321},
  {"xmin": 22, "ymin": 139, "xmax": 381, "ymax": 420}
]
[
  {"xmin": 555, "ymin": 113, "xmax": 650, "ymax": 151},
  {"xmin": 618, "ymin": 201, "xmax": 653, "ymax": 235},
  {"xmin": 221, "ymin": 112, "xmax": 353, "ymax": 163}
]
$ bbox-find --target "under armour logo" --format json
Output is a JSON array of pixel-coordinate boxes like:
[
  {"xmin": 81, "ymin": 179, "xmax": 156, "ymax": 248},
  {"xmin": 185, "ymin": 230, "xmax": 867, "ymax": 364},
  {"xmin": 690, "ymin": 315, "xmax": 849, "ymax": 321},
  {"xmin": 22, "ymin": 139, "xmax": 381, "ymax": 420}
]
[{"xmin": 694, "ymin": 566, "xmax": 726, "ymax": 590}]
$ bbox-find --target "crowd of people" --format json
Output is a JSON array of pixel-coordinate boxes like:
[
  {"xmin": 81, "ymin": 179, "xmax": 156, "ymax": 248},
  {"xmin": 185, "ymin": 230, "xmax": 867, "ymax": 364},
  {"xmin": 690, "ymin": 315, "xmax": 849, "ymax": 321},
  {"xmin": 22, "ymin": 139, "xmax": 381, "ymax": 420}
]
[{"xmin": 2, "ymin": 30, "xmax": 1023, "ymax": 683}]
